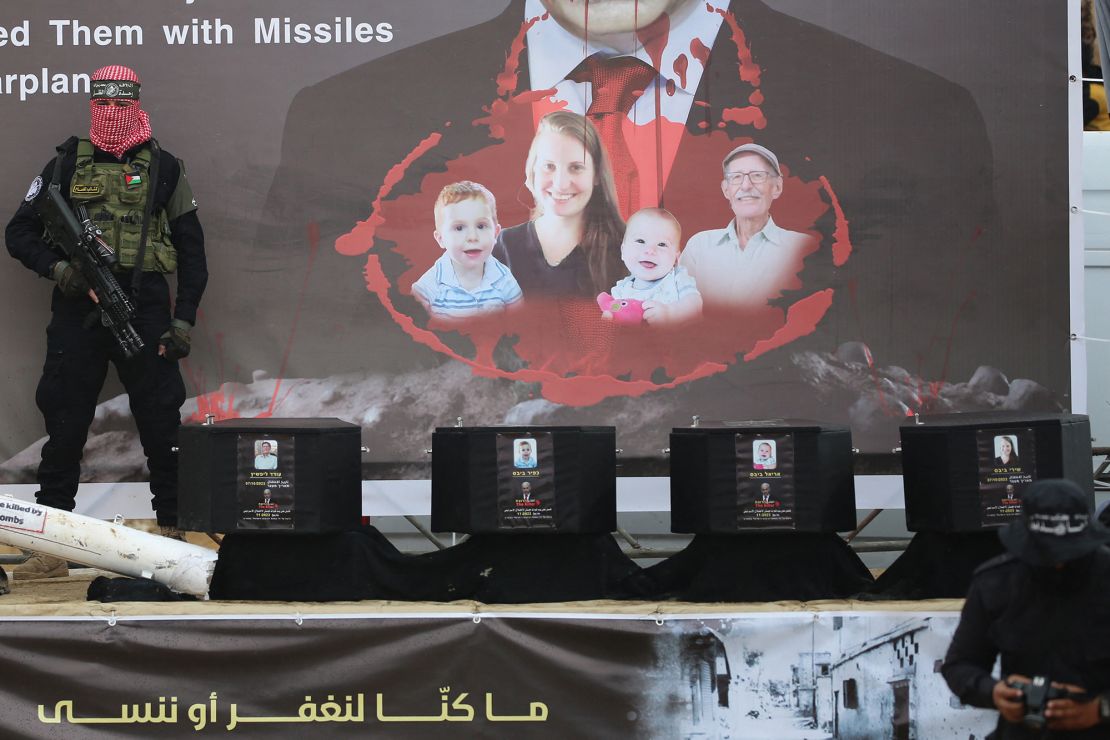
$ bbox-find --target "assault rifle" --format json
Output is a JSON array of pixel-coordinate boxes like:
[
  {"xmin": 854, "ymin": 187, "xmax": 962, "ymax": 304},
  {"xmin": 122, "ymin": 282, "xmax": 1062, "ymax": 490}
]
[{"xmin": 35, "ymin": 183, "xmax": 144, "ymax": 358}]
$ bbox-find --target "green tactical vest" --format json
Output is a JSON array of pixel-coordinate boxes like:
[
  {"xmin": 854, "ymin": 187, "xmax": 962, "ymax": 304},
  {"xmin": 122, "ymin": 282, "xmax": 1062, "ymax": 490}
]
[{"xmin": 68, "ymin": 138, "xmax": 177, "ymax": 273}]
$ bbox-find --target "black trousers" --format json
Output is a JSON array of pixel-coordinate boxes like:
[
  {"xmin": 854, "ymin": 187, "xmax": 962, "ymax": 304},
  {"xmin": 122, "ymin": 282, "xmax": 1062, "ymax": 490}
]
[{"xmin": 34, "ymin": 277, "xmax": 186, "ymax": 526}]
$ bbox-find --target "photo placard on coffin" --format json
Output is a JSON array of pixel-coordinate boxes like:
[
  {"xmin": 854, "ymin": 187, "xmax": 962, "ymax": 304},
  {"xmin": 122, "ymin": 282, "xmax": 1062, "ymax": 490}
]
[
  {"xmin": 669, "ymin": 420, "xmax": 856, "ymax": 533},
  {"xmin": 431, "ymin": 426, "xmax": 616, "ymax": 534},
  {"xmin": 178, "ymin": 418, "xmax": 362, "ymax": 533},
  {"xmin": 900, "ymin": 412, "xmax": 1093, "ymax": 532}
]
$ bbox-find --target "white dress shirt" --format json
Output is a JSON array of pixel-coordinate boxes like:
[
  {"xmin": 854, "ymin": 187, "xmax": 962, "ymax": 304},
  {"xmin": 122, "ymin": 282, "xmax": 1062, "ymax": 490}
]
[{"xmin": 525, "ymin": 0, "xmax": 727, "ymax": 206}]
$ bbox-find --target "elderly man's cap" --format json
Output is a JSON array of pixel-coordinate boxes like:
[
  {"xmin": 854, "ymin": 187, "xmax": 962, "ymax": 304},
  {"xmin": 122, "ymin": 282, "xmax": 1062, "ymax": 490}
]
[
  {"xmin": 723, "ymin": 143, "xmax": 781, "ymax": 176},
  {"xmin": 999, "ymin": 479, "xmax": 1110, "ymax": 566}
]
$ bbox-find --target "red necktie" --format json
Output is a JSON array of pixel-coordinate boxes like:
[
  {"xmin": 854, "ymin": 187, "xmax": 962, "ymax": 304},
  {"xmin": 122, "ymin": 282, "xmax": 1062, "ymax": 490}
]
[{"xmin": 569, "ymin": 55, "xmax": 656, "ymax": 219}]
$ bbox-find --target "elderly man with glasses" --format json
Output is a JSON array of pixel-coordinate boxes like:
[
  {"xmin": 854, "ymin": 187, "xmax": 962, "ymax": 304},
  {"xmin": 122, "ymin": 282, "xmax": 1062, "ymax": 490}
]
[{"xmin": 679, "ymin": 143, "xmax": 816, "ymax": 313}]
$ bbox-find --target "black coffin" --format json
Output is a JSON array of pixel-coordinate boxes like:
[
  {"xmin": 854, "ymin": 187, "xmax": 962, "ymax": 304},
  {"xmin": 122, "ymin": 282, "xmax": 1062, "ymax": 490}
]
[
  {"xmin": 900, "ymin": 412, "xmax": 1092, "ymax": 532},
  {"xmin": 178, "ymin": 418, "xmax": 361, "ymax": 533},
  {"xmin": 669, "ymin": 420, "xmax": 856, "ymax": 534},
  {"xmin": 431, "ymin": 426, "xmax": 616, "ymax": 534}
]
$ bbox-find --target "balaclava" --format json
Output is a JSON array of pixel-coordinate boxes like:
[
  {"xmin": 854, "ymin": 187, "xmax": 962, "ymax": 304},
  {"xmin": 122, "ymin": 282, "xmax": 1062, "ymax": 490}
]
[{"xmin": 89, "ymin": 65, "xmax": 152, "ymax": 158}]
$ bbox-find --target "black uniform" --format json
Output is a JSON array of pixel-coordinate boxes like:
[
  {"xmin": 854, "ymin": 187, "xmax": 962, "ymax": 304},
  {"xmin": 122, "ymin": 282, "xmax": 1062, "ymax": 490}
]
[
  {"xmin": 5, "ymin": 137, "xmax": 207, "ymax": 526},
  {"xmin": 942, "ymin": 550, "xmax": 1110, "ymax": 739}
]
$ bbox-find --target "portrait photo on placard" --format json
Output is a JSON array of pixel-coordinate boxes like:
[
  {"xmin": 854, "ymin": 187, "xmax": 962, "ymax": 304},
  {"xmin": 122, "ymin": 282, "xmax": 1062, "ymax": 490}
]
[
  {"xmin": 735, "ymin": 432, "xmax": 795, "ymax": 529},
  {"xmin": 236, "ymin": 434, "xmax": 295, "ymax": 530},
  {"xmin": 752, "ymin": 439, "xmax": 778, "ymax": 470},
  {"xmin": 496, "ymin": 432, "xmax": 555, "ymax": 529},
  {"xmin": 253, "ymin": 439, "xmax": 279, "ymax": 471},
  {"xmin": 976, "ymin": 428, "xmax": 1036, "ymax": 527},
  {"xmin": 513, "ymin": 437, "xmax": 539, "ymax": 469}
]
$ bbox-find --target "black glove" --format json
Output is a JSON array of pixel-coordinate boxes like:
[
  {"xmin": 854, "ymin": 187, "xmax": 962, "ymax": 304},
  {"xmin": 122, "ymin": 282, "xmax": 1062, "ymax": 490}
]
[
  {"xmin": 51, "ymin": 260, "xmax": 91, "ymax": 300},
  {"xmin": 159, "ymin": 319, "xmax": 192, "ymax": 361}
]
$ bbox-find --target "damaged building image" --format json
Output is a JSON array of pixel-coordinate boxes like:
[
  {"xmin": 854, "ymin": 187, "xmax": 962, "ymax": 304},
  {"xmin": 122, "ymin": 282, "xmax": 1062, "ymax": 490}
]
[{"xmin": 646, "ymin": 615, "xmax": 995, "ymax": 739}]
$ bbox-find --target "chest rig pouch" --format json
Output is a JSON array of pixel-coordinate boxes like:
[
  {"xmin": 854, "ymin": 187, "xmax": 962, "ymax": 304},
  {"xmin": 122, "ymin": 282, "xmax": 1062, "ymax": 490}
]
[{"xmin": 67, "ymin": 138, "xmax": 177, "ymax": 273}]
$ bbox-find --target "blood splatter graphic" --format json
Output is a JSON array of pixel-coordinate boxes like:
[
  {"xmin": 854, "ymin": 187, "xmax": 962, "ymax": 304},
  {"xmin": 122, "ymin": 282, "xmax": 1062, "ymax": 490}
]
[
  {"xmin": 690, "ymin": 37, "xmax": 711, "ymax": 67},
  {"xmin": 637, "ymin": 12, "xmax": 671, "ymax": 73},
  {"xmin": 744, "ymin": 289, "xmax": 834, "ymax": 361},
  {"xmin": 712, "ymin": 5, "xmax": 762, "ymax": 85},
  {"xmin": 332, "ymin": 8, "xmax": 853, "ymax": 406},
  {"xmin": 185, "ymin": 327, "xmax": 242, "ymax": 422},
  {"xmin": 497, "ymin": 12, "xmax": 546, "ymax": 97},
  {"xmin": 721, "ymin": 105, "xmax": 767, "ymax": 129},
  {"xmin": 820, "ymin": 175, "xmax": 852, "ymax": 267},
  {"xmin": 673, "ymin": 53, "xmax": 689, "ymax": 89},
  {"xmin": 336, "ymin": 134, "xmax": 443, "ymax": 256}
]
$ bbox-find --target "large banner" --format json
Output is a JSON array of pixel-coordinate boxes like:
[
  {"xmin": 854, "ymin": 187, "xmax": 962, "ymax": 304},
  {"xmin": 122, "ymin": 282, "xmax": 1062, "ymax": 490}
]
[
  {"xmin": 0, "ymin": 611, "xmax": 995, "ymax": 738},
  {"xmin": 0, "ymin": 1, "xmax": 1071, "ymax": 483}
]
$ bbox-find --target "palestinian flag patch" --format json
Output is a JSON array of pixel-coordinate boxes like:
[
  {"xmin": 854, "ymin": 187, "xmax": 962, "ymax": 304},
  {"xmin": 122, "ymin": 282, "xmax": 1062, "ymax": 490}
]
[{"xmin": 125, "ymin": 173, "xmax": 142, "ymax": 187}]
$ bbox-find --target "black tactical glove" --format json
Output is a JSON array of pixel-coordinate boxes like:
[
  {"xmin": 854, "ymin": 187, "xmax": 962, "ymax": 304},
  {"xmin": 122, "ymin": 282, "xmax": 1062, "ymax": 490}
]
[
  {"xmin": 51, "ymin": 260, "xmax": 91, "ymax": 300},
  {"xmin": 159, "ymin": 319, "xmax": 192, "ymax": 361}
]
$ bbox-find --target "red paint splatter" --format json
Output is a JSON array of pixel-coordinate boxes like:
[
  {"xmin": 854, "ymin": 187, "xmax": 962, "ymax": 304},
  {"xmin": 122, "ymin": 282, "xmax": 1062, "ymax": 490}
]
[
  {"xmin": 665, "ymin": 79, "xmax": 676, "ymax": 96},
  {"xmin": 819, "ymin": 175, "xmax": 853, "ymax": 266},
  {"xmin": 673, "ymin": 53, "xmax": 689, "ymax": 89},
  {"xmin": 497, "ymin": 12, "xmax": 546, "ymax": 97},
  {"xmin": 188, "ymin": 217, "xmax": 333, "ymax": 421},
  {"xmin": 361, "ymin": 247, "xmax": 729, "ymax": 404},
  {"xmin": 854, "ymin": 285, "xmax": 976, "ymax": 419},
  {"xmin": 748, "ymin": 90, "xmax": 763, "ymax": 106},
  {"xmin": 584, "ymin": 0, "xmax": 589, "ymax": 53},
  {"xmin": 189, "ymin": 386, "xmax": 240, "ymax": 422},
  {"xmin": 637, "ymin": 12, "xmax": 671, "ymax": 73},
  {"xmin": 712, "ymin": 6, "xmax": 762, "ymax": 86},
  {"xmin": 874, "ymin": 224, "xmax": 986, "ymax": 411},
  {"xmin": 267, "ymin": 221, "xmax": 323, "ymax": 416},
  {"xmin": 184, "ymin": 221, "xmax": 325, "ymax": 424},
  {"xmin": 935, "ymin": 291, "xmax": 977, "ymax": 392},
  {"xmin": 722, "ymin": 106, "xmax": 767, "ymax": 129},
  {"xmin": 690, "ymin": 37, "xmax": 711, "ymax": 67},
  {"xmin": 328, "ymin": 11, "xmax": 851, "ymax": 405},
  {"xmin": 185, "ymin": 339, "xmax": 242, "ymax": 422},
  {"xmin": 183, "ymin": 317, "xmax": 243, "ymax": 423},
  {"xmin": 352, "ymin": 115, "xmax": 835, "ymax": 399},
  {"xmin": 477, "ymin": 99, "xmax": 511, "ymax": 140},
  {"xmin": 744, "ymin": 290, "xmax": 835, "ymax": 361},
  {"xmin": 335, "ymin": 133, "xmax": 442, "ymax": 257},
  {"xmin": 475, "ymin": 88, "xmax": 562, "ymax": 140},
  {"xmin": 847, "ymin": 282, "xmax": 923, "ymax": 418}
]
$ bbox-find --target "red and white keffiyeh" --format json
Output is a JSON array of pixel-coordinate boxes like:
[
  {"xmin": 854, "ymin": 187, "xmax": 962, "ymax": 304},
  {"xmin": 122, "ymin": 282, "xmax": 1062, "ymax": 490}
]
[{"xmin": 89, "ymin": 65, "xmax": 152, "ymax": 158}]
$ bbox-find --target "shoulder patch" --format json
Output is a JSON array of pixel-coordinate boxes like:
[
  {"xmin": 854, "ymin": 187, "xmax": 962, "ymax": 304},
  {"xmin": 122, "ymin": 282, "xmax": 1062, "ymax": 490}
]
[{"xmin": 24, "ymin": 175, "xmax": 42, "ymax": 202}]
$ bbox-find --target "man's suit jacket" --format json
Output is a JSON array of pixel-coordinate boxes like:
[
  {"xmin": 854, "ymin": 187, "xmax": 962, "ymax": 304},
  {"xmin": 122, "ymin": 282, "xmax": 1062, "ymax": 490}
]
[{"xmin": 251, "ymin": 0, "xmax": 1003, "ymax": 389}]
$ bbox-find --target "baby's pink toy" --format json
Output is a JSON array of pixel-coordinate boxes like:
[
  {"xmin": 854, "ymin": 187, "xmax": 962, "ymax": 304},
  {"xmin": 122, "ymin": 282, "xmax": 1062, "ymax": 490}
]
[{"xmin": 597, "ymin": 292, "xmax": 644, "ymax": 325}]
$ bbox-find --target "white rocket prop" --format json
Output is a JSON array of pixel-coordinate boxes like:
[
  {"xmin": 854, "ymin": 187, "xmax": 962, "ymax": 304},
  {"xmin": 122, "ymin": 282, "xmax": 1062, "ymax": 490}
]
[{"xmin": 0, "ymin": 496, "xmax": 216, "ymax": 597}]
